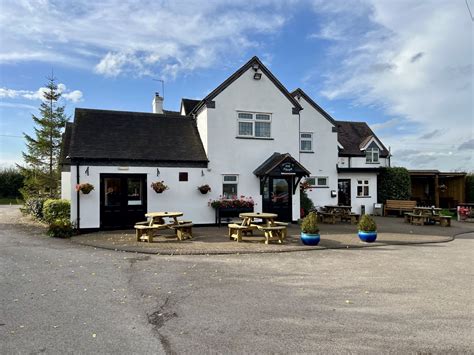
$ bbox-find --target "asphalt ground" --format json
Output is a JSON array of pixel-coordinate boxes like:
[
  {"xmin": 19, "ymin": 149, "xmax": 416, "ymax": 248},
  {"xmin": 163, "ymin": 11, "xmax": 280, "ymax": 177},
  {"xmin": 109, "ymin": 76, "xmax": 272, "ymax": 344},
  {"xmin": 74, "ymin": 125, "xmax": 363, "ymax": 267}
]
[{"xmin": 1, "ymin": 205, "xmax": 473, "ymax": 354}]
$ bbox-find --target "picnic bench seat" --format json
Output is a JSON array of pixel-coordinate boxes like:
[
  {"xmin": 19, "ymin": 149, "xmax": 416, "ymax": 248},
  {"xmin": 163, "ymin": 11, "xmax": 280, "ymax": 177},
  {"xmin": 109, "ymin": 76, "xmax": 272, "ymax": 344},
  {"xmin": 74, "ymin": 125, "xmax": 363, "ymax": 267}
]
[
  {"xmin": 134, "ymin": 224, "xmax": 167, "ymax": 242},
  {"xmin": 432, "ymin": 215, "xmax": 452, "ymax": 227},
  {"xmin": 405, "ymin": 213, "xmax": 427, "ymax": 226},
  {"xmin": 257, "ymin": 225, "xmax": 286, "ymax": 244},
  {"xmin": 319, "ymin": 212, "xmax": 337, "ymax": 224},
  {"xmin": 228, "ymin": 223, "xmax": 258, "ymax": 242},
  {"xmin": 341, "ymin": 213, "xmax": 360, "ymax": 224},
  {"xmin": 384, "ymin": 200, "xmax": 417, "ymax": 216},
  {"xmin": 170, "ymin": 223, "xmax": 194, "ymax": 240}
]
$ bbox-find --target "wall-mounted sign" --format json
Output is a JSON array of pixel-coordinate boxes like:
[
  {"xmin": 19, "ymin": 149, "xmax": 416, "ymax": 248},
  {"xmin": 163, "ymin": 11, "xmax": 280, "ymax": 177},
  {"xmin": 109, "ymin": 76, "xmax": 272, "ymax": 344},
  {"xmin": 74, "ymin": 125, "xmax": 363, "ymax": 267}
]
[{"xmin": 280, "ymin": 162, "xmax": 294, "ymax": 173}]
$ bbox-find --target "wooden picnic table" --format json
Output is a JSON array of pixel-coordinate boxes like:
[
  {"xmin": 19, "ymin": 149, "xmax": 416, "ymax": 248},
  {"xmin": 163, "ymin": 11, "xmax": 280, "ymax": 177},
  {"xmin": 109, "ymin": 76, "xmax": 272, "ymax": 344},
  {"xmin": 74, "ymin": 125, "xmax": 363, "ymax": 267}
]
[
  {"xmin": 228, "ymin": 212, "xmax": 286, "ymax": 244},
  {"xmin": 145, "ymin": 211, "xmax": 183, "ymax": 226},
  {"xmin": 135, "ymin": 211, "xmax": 193, "ymax": 242},
  {"xmin": 405, "ymin": 207, "xmax": 451, "ymax": 227},
  {"xmin": 320, "ymin": 205, "xmax": 359, "ymax": 224}
]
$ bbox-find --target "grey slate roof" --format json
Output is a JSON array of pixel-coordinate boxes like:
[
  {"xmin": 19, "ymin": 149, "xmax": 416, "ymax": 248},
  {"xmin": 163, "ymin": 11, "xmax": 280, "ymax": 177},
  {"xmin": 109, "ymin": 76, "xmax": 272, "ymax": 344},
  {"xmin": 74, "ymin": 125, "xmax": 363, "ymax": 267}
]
[
  {"xmin": 336, "ymin": 121, "xmax": 389, "ymax": 157},
  {"xmin": 181, "ymin": 99, "xmax": 200, "ymax": 115},
  {"xmin": 64, "ymin": 108, "xmax": 208, "ymax": 166}
]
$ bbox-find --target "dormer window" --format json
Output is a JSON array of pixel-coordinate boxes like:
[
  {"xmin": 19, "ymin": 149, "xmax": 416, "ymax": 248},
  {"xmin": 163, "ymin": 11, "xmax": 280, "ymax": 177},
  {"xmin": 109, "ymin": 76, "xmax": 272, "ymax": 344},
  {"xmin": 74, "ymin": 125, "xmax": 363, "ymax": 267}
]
[{"xmin": 366, "ymin": 147, "xmax": 379, "ymax": 163}]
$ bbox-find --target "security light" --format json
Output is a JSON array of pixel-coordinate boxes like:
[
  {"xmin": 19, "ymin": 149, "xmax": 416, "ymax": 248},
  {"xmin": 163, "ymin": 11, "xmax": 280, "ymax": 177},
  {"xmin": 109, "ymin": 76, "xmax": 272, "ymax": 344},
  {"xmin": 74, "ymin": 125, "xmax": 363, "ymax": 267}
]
[{"xmin": 253, "ymin": 72, "xmax": 262, "ymax": 80}]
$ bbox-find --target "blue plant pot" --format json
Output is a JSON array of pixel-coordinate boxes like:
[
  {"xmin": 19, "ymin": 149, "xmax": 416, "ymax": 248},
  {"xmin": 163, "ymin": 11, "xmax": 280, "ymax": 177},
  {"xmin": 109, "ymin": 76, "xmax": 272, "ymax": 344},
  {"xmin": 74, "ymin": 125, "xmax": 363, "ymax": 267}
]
[
  {"xmin": 358, "ymin": 231, "xmax": 377, "ymax": 243},
  {"xmin": 301, "ymin": 232, "xmax": 320, "ymax": 246}
]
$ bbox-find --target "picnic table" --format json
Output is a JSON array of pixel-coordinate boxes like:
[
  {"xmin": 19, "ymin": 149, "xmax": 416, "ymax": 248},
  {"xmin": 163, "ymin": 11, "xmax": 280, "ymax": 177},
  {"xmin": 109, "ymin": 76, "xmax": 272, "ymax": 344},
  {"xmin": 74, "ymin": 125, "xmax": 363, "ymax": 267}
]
[
  {"xmin": 319, "ymin": 205, "xmax": 359, "ymax": 224},
  {"xmin": 228, "ymin": 212, "xmax": 287, "ymax": 244},
  {"xmin": 404, "ymin": 207, "xmax": 451, "ymax": 227},
  {"xmin": 135, "ymin": 211, "xmax": 193, "ymax": 242}
]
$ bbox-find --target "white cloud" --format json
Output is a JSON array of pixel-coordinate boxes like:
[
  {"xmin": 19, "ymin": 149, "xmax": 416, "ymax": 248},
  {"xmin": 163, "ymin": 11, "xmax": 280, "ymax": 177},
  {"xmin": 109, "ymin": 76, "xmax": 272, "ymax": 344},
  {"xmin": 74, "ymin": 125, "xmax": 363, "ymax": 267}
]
[
  {"xmin": 0, "ymin": 84, "xmax": 83, "ymax": 103},
  {"xmin": 310, "ymin": 0, "xmax": 473, "ymax": 171},
  {"xmin": 0, "ymin": 0, "xmax": 288, "ymax": 78}
]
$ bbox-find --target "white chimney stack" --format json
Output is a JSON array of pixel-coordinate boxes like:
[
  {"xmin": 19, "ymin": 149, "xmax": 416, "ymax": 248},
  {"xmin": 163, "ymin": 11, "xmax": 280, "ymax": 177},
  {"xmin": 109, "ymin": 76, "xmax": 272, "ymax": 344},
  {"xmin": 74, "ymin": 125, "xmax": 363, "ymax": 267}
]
[{"xmin": 152, "ymin": 92, "xmax": 164, "ymax": 114}]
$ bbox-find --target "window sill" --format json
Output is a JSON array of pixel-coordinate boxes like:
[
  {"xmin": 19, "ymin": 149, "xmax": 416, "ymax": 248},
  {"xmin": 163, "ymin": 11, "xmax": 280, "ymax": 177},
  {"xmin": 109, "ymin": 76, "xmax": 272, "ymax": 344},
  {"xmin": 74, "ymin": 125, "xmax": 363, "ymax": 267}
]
[
  {"xmin": 311, "ymin": 186, "xmax": 329, "ymax": 189},
  {"xmin": 300, "ymin": 151, "xmax": 314, "ymax": 154},
  {"xmin": 365, "ymin": 162, "xmax": 380, "ymax": 165},
  {"xmin": 356, "ymin": 196, "xmax": 372, "ymax": 198},
  {"xmin": 236, "ymin": 136, "xmax": 274, "ymax": 140}
]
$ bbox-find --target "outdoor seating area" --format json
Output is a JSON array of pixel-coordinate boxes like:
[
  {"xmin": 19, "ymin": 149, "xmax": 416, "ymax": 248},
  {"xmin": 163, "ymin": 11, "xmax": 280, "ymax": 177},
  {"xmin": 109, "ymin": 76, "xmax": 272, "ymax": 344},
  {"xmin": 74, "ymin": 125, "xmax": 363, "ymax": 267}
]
[
  {"xmin": 318, "ymin": 205, "xmax": 360, "ymax": 225},
  {"xmin": 384, "ymin": 199, "xmax": 417, "ymax": 216},
  {"xmin": 404, "ymin": 207, "xmax": 451, "ymax": 227},
  {"xmin": 228, "ymin": 212, "xmax": 288, "ymax": 244},
  {"xmin": 134, "ymin": 211, "xmax": 194, "ymax": 242}
]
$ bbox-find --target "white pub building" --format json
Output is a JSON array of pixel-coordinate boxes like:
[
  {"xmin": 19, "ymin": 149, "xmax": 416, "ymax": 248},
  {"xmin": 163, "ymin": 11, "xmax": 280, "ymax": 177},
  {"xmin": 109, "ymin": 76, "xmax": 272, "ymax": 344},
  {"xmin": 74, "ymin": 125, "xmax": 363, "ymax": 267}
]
[{"xmin": 61, "ymin": 56, "xmax": 390, "ymax": 230}]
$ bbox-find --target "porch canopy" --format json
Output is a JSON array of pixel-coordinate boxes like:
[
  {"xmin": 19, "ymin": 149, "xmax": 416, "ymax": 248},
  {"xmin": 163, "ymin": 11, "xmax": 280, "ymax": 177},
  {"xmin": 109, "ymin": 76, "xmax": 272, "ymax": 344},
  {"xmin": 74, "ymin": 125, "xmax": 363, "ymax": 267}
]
[{"xmin": 253, "ymin": 152, "xmax": 311, "ymax": 194}]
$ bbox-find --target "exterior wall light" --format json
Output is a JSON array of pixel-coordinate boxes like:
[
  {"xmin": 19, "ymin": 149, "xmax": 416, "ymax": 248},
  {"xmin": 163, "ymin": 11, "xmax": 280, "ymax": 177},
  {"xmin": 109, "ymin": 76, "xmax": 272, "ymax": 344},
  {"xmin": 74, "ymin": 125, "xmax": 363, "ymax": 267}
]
[
  {"xmin": 253, "ymin": 72, "xmax": 262, "ymax": 80},
  {"xmin": 156, "ymin": 168, "xmax": 160, "ymax": 177}
]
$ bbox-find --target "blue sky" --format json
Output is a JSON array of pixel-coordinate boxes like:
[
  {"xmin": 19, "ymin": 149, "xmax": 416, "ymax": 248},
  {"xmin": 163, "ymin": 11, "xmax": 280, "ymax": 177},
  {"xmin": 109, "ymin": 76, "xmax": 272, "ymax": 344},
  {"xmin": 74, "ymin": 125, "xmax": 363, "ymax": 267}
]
[{"xmin": 0, "ymin": 0, "xmax": 472, "ymax": 171}]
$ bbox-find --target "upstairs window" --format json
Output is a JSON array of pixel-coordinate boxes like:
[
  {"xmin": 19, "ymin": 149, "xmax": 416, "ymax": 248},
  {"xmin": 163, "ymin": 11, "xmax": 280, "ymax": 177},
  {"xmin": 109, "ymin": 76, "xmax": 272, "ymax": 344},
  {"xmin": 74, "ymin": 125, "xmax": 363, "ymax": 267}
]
[
  {"xmin": 300, "ymin": 132, "xmax": 313, "ymax": 152},
  {"xmin": 237, "ymin": 112, "xmax": 271, "ymax": 138},
  {"xmin": 366, "ymin": 147, "xmax": 380, "ymax": 163}
]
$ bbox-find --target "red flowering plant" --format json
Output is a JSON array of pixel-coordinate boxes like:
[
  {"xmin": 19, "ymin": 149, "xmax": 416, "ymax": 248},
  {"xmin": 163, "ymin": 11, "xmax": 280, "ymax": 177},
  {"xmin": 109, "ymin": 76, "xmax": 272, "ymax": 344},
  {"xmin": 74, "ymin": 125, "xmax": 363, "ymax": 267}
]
[
  {"xmin": 300, "ymin": 180, "xmax": 313, "ymax": 191},
  {"xmin": 75, "ymin": 183, "xmax": 94, "ymax": 194},
  {"xmin": 208, "ymin": 195, "xmax": 255, "ymax": 209}
]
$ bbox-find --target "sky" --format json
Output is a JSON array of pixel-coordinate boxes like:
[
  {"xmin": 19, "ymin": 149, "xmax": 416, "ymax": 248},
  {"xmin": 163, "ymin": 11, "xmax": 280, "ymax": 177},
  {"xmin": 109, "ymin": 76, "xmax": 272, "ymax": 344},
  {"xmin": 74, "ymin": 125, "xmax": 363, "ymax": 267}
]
[{"xmin": 0, "ymin": 0, "xmax": 472, "ymax": 172}]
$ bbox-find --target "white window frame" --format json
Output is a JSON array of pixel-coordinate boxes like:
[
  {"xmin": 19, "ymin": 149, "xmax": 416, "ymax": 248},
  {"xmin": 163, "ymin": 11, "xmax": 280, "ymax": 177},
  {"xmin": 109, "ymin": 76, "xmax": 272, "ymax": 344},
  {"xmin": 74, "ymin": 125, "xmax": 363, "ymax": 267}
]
[
  {"xmin": 237, "ymin": 111, "xmax": 272, "ymax": 138},
  {"xmin": 366, "ymin": 147, "xmax": 380, "ymax": 163},
  {"xmin": 222, "ymin": 174, "xmax": 239, "ymax": 198},
  {"xmin": 357, "ymin": 180, "xmax": 370, "ymax": 197},
  {"xmin": 305, "ymin": 176, "xmax": 328, "ymax": 188},
  {"xmin": 300, "ymin": 132, "xmax": 313, "ymax": 152}
]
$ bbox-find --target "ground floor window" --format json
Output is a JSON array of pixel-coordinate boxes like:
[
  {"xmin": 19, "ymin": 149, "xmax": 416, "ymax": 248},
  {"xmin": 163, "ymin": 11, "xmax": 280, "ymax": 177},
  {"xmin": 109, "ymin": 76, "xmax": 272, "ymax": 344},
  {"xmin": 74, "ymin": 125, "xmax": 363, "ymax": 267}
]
[
  {"xmin": 306, "ymin": 176, "xmax": 328, "ymax": 187},
  {"xmin": 223, "ymin": 175, "xmax": 238, "ymax": 198},
  {"xmin": 357, "ymin": 180, "xmax": 370, "ymax": 197}
]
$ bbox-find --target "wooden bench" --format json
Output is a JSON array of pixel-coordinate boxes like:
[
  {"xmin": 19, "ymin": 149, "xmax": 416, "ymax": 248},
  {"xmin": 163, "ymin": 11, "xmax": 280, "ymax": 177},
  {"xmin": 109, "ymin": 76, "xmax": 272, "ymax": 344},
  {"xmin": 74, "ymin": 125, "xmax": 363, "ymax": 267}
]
[
  {"xmin": 134, "ymin": 224, "xmax": 167, "ymax": 242},
  {"xmin": 257, "ymin": 225, "xmax": 286, "ymax": 244},
  {"xmin": 170, "ymin": 223, "xmax": 194, "ymax": 240},
  {"xmin": 384, "ymin": 200, "xmax": 417, "ymax": 216},
  {"xmin": 228, "ymin": 223, "xmax": 258, "ymax": 242},
  {"xmin": 432, "ymin": 215, "xmax": 452, "ymax": 227}
]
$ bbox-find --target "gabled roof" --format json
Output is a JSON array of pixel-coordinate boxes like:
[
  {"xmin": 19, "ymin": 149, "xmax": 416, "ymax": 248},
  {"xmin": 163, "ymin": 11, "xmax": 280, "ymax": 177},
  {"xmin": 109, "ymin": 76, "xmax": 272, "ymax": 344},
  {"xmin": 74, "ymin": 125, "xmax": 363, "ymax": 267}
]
[
  {"xmin": 65, "ymin": 108, "xmax": 208, "ymax": 165},
  {"xmin": 253, "ymin": 152, "xmax": 310, "ymax": 177},
  {"xmin": 291, "ymin": 88, "xmax": 336, "ymax": 126},
  {"xmin": 180, "ymin": 98, "xmax": 200, "ymax": 115},
  {"xmin": 190, "ymin": 56, "xmax": 302, "ymax": 115},
  {"xmin": 336, "ymin": 121, "xmax": 389, "ymax": 157}
]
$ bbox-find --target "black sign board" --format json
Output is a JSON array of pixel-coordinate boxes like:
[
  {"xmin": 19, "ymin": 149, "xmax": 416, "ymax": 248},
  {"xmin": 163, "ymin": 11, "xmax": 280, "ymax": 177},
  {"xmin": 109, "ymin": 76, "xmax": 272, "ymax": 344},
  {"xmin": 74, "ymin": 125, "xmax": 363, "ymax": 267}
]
[{"xmin": 280, "ymin": 162, "xmax": 294, "ymax": 173}]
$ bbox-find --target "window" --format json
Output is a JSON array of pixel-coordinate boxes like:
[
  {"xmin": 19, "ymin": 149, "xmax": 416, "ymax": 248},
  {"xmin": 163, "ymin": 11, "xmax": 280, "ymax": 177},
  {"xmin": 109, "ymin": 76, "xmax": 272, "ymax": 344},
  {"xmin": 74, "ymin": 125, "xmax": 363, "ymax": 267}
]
[
  {"xmin": 179, "ymin": 172, "xmax": 188, "ymax": 181},
  {"xmin": 366, "ymin": 147, "xmax": 379, "ymax": 163},
  {"xmin": 306, "ymin": 176, "xmax": 328, "ymax": 187},
  {"xmin": 237, "ymin": 112, "xmax": 271, "ymax": 138},
  {"xmin": 300, "ymin": 132, "xmax": 313, "ymax": 152},
  {"xmin": 223, "ymin": 175, "xmax": 238, "ymax": 198},
  {"xmin": 357, "ymin": 180, "xmax": 370, "ymax": 197}
]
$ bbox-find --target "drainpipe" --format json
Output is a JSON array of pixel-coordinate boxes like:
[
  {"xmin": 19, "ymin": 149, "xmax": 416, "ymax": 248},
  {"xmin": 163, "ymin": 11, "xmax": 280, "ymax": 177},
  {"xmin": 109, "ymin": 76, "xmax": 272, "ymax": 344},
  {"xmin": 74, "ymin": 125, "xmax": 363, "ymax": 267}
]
[
  {"xmin": 76, "ymin": 163, "xmax": 80, "ymax": 231},
  {"xmin": 298, "ymin": 111, "xmax": 301, "ymax": 162}
]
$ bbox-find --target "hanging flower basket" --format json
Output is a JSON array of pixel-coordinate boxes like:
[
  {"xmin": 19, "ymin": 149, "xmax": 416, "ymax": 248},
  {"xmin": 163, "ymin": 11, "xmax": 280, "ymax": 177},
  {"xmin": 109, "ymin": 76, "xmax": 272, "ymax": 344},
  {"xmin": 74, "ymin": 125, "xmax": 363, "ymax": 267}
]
[
  {"xmin": 198, "ymin": 184, "xmax": 211, "ymax": 194},
  {"xmin": 151, "ymin": 181, "xmax": 169, "ymax": 193},
  {"xmin": 76, "ymin": 183, "xmax": 94, "ymax": 194}
]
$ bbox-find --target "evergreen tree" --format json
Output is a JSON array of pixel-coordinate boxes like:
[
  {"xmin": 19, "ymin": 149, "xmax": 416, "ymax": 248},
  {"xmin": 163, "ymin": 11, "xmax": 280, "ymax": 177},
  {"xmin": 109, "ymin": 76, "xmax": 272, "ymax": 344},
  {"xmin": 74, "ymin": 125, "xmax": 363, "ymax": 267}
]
[{"xmin": 18, "ymin": 76, "xmax": 68, "ymax": 198}]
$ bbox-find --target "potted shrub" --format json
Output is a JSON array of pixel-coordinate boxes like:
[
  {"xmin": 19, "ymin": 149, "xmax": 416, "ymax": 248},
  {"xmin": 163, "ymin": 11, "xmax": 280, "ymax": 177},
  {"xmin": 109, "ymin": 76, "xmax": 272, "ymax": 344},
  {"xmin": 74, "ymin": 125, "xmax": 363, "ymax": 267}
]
[
  {"xmin": 151, "ymin": 181, "xmax": 168, "ymax": 193},
  {"xmin": 300, "ymin": 211, "xmax": 320, "ymax": 245},
  {"xmin": 358, "ymin": 214, "xmax": 377, "ymax": 243},
  {"xmin": 76, "ymin": 183, "xmax": 94, "ymax": 194},
  {"xmin": 198, "ymin": 184, "xmax": 211, "ymax": 194}
]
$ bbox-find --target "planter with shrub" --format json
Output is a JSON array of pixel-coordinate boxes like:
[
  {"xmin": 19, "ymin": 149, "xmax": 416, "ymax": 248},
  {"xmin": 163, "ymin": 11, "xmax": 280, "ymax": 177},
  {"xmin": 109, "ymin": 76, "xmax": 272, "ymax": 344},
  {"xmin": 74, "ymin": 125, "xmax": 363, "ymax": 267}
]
[
  {"xmin": 300, "ymin": 211, "xmax": 320, "ymax": 246},
  {"xmin": 358, "ymin": 214, "xmax": 377, "ymax": 243}
]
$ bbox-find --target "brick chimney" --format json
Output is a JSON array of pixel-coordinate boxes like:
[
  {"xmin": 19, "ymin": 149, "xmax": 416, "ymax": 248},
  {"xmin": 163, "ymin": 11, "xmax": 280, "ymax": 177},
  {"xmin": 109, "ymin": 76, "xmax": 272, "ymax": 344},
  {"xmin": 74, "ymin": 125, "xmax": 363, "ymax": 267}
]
[{"xmin": 152, "ymin": 92, "xmax": 163, "ymax": 114}]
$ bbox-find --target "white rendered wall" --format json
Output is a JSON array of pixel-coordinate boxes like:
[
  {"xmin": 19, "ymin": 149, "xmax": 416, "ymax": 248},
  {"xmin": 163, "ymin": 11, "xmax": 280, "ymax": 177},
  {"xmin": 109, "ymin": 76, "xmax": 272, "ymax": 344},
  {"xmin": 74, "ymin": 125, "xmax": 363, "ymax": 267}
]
[
  {"xmin": 296, "ymin": 95, "xmax": 339, "ymax": 209},
  {"xmin": 350, "ymin": 156, "xmax": 389, "ymax": 168},
  {"xmin": 69, "ymin": 165, "xmax": 214, "ymax": 228},
  {"xmin": 196, "ymin": 67, "xmax": 301, "ymax": 221},
  {"xmin": 61, "ymin": 172, "xmax": 71, "ymax": 200},
  {"xmin": 338, "ymin": 172, "xmax": 378, "ymax": 215}
]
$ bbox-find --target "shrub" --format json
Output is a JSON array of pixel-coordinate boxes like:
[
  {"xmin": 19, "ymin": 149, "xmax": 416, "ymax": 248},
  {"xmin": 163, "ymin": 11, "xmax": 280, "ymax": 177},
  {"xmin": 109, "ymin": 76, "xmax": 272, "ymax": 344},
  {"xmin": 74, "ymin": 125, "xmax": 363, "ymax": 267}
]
[
  {"xmin": 301, "ymin": 211, "xmax": 319, "ymax": 234},
  {"xmin": 0, "ymin": 167, "xmax": 24, "ymax": 198},
  {"xmin": 358, "ymin": 214, "xmax": 377, "ymax": 232},
  {"xmin": 47, "ymin": 219, "xmax": 73, "ymax": 238},
  {"xmin": 21, "ymin": 197, "xmax": 47, "ymax": 220},
  {"xmin": 300, "ymin": 189, "xmax": 315, "ymax": 217},
  {"xmin": 43, "ymin": 199, "xmax": 71, "ymax": 223},
  {"xmin": 377, "ymin": 167, "xmax": 411, "ymax": 203}
]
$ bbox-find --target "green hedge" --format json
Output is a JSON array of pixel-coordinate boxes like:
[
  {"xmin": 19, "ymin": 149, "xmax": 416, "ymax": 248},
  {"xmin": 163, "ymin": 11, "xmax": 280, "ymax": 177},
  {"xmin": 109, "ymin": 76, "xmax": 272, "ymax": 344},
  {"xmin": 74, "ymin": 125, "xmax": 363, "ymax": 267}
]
[
  {"xmin": 42, "ymin": 199, "xmax": 71, "ymax": 224},
  {"xmin": 377, "ymin": 167, "xmax": 411, "ymax": 203},
  {"xmin": 0, "ymin": 168, "xmax": 24, "ymax": 198},
  {"xmin": 47, "ymin": 219, "xmax": 73, "ymax": 238}
]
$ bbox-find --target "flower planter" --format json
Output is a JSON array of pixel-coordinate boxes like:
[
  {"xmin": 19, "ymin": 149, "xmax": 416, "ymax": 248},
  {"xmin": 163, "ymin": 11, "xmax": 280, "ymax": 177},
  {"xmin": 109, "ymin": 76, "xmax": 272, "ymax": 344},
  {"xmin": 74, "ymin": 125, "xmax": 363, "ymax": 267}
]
[
  {"xmin": 358, "ymin": 230, "xmax": 377, "ymax": 243},
  {"xmin": 300, "ymin": 232, "xmax": 320, "ymax": 246}
]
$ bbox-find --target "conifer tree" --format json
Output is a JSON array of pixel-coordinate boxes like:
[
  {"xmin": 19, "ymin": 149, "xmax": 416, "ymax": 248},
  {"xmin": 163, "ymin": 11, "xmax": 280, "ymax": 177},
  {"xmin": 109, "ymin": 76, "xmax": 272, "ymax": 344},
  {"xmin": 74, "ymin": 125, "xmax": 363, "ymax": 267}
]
[{"xmin": 18, "ymin": 76, "xmax": 68, "ymax": 198}]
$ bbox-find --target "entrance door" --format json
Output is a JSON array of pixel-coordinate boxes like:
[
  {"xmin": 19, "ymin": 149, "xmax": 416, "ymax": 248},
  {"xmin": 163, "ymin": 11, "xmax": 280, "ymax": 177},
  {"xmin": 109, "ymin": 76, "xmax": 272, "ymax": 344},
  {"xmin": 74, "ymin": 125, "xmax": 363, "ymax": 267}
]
[
  {"xmin": 100, "ymin": 174, "xmax": 147, "ymax": 229},
  {"xmin": 262, "ymin": 177, "xmax": 292, "ymax": 222},
  {"xmin": 338, "ymin": 179, "xmax": 351, "ymax": 206}
]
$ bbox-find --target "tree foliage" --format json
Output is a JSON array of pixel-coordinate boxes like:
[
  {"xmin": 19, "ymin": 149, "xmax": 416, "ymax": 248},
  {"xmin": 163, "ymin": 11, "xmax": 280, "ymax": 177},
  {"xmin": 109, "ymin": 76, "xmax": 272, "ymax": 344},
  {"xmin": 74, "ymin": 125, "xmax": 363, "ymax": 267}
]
[
  {"xmin": 377, "ymin": 167, "xmax": 411, "ymax": 203},
  {"xmin": 0, "ymin": 168, "xmax": 24, "ymax": 198},
  {"xmin": 17, "ymin": 77, "xmax": 68, "ymax": 199}
]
